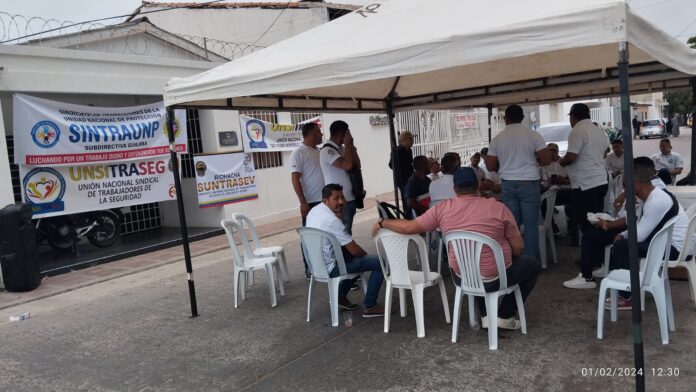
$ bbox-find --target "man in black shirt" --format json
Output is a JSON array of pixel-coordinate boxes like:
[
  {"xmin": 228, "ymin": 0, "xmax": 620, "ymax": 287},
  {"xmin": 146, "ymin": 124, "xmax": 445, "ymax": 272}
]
[
  {"xmin": 389, "ymin": 131, "xmax": 414, "ymax": 216},
  {"xmin": 405, "ymin": 155, "xmax": 432, "ymax": 217}
]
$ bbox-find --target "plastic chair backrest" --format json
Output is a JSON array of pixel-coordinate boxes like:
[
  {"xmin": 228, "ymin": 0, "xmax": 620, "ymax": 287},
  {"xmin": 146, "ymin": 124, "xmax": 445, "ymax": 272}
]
[
  {"xmin": 443, "ymin": 231, "xmax": 508, "ymax": 294},
  {"xmin": 221, "ymin": 219, "xmax": 245, "ymax": 268},
  {"xmin": 374, "ymin": 229, "xmax": 430, "ymax": 287},
  {"xmin": 642, "ymin": 216, "xmax": 678, "ymax": 288},
  {"xmin": 540, "ymin": 186, "xmax": 558, "ymax": 227},
  {"xmin": 231, "ymin": 213, "xmax": 263, "ymax": 250},
  {"xmin": 675, "ymin": 212, "xmax": 696, "ymax": 264},
  {"xmin": 377, "ymin": 202, "xmax": 406, "ymax": 220},
  {"xmin": 297, "ymin": 227, "xmax": 348, "ymax": 279},
  {"xmin": 685, "ymin": 203, "xmax": 696, "ymax": 218}
]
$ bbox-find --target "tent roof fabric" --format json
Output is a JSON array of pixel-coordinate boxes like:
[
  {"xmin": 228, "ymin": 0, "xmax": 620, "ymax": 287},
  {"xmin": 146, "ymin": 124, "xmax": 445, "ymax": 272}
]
[{"xmin": 163, "ymin": 0, "xmax": 696, "ymax": 111}]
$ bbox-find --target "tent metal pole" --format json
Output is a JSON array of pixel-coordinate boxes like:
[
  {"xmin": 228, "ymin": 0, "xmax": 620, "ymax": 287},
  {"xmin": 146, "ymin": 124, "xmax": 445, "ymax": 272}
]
[
  {"xmin": 487, "ymin": 103, "xmax": 493, "ymax": 143},
  {"xmin": 618, "ymin": 42, "xmax": 644, "ymax": 392},
  {"xmin": 690, "ymin": 77, "xmax": 696, "ymax": 184},
  {"xmin": 166, "ymin": 107, "xmax": 199, "ymax": 318},
  {"xmin": 386, "ymin": 99, "xmax": 401, "ymax": 211}
]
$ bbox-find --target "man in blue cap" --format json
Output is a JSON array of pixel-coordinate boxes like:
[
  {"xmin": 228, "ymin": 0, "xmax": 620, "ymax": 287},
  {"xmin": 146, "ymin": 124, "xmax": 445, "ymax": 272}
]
[{"xmin": 372, "ymin": 167, "xmax": 541, "ymax": 330}]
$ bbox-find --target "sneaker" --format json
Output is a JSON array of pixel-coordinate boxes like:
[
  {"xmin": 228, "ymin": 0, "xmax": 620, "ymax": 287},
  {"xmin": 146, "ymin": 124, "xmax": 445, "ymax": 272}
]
[
  {"xmin": 362, "ymin": 304, "xmax": 385, "ymax": 318},
  {"xmin": 604, "ymin": 296, "xmax": 632, "ymax": 310},
  {"xmin": 481, "ymin": 316, "xmax": 521, "ymax": 330},
  {"xmin": 305, "ymin": 270, "xmax": 312, "ymax": 280},
  {"xmin": 338, "ymin": 298, "xmax": 359, "ymax": 310},
  {"xmin": 349, "ymin": 282, "xmax": 360, "ymax": 291},
  {"xmin": 563, "ymin": 274, "xmax": 597, "ymax": 289},
  {"xmin": 592, "ymin": 268, "xmax": 607, "ymax": 278}
]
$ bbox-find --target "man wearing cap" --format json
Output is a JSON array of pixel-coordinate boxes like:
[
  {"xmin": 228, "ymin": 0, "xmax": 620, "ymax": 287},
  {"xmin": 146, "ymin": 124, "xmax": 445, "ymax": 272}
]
[
  {"xmin": 485, "ymin": 105, "xmax": 551, "ymax": 257},
  {"xmin": 559, "ymin": 103, "xmax": 609, "ymax": 243},
  {"xmin": 372, "ymin": 167, "xmax": 541, "ymax": 330},
  {"xmin": 389, "ymin": 131, "xmax": 415, "ymax": 217}
]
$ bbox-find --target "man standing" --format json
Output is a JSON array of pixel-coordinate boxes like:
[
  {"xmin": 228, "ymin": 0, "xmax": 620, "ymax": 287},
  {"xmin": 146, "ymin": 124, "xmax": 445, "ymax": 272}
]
[
  {"xmin": 429, "ymin": 153, "xmax": 459, "ymax": 204},
  {"xmin": 559, "ymin": 103, "xmax": 609, "ymax": 243},
  {"xmin": 307, "ymin": 184, "xmax": 385, "ymax": 317},
  {"xmin": 486, "ymin": 104, "xmax": 551, "ymax": 257},
  {"xmin": 632, "ymin": 115, "xmax": 640, "ymax": 138},
  {"xmin": 372, "ymin": 167, "xmax": 541, "ymax": 329},
  {"xmin": 290, "ymin": 122, "xmax": 325, "ymax": 278},
  {"xmin": 389, "ymin": 131, "xmax": 415, "ymax": 216},
  {"xmin": 604, "ymin": 139, "xmax": 624, "ymax": 178},
  {"xmin": 652, "ymin": 138, "xmax": 683, "ymax": 185},
  {"xmin": 320, "ymin": 120, "xmax": 361, "ymax": 234},
  {"xmin": 405, "ymin": 155, "xmax": 431, "ymax": 217}
]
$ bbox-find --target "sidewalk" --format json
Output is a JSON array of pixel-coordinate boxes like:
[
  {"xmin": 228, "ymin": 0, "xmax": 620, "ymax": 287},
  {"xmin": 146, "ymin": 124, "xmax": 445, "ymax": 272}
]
[{"xmin": 1, "ymin": 202, "xmax": 695, "ymax": 391}]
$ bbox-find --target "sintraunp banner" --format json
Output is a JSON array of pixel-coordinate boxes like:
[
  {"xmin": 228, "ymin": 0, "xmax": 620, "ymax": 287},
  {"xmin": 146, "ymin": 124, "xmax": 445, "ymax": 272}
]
[
  {"xmin": 240, "ymin": 115, "xmax": 321, "ymax": 152},
  {"xmin": 20, "ymin": 157, "xmax": 178, "ymax": 218},
  {"xmin": 13, "ymin": 94, "xmax": 187, "ymax": 166},
  {"xmin": 194, "ymin": 153, "xmax": 258, "ymax": 208}
]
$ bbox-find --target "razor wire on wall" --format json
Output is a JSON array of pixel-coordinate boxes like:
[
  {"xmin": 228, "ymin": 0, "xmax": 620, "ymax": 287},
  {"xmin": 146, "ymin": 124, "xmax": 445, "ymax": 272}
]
[{"xmin": 395, "ymin": 109, "xmax": 504, "ymax": 166}]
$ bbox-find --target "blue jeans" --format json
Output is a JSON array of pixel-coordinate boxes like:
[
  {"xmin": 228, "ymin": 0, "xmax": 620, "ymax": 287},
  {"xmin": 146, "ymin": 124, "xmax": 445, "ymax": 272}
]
[
  {"xmin": 343, "ymin": 200, "xmax": 357, "ymax": 235},
  {"xmin": 501, "ymin": 180, "xmax": 540, "ymax": 257},
  {"xmin": 330, "ymin": 254, "xmax": 383, "ymax": 308}
]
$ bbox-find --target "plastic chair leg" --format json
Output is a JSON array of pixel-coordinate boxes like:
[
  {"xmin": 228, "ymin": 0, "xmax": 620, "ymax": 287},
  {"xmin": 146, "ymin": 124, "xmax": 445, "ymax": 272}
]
[
  {"xmin": 437, "ymin": 236, "xmax": 443, "ymax": 276},
  {"xmin": 597, "ymin": 283, "xmax": 608, "ymax": 339},
  {"xmin": 548, "ymin": 229, "xmax": 558, "ymax": 264},
  {"xmin": 610, "ymin": 289, "xmax": 618, "ymax": 322},
  {"xmin": 641, "ymin": 289, "xmax": 646, "ymax": 312},
  {"xmin": 412, "ymin": 286, "xmax": 425, "ymax": 338},
  {"xmin": 685, "ymin": 263, "xmax": 696, "ymax": 304},
  {"xmin": 275, "ymin": 263, "xmax": 285, "ymax": 296},
  {"xmin": 484, "ymin": 293, "xmax": 499, "ymax": 350},
  {"xmin": 602, "ymin": 247, "xmax": 611, "ymax": 277},
  {"xmin": 399, "ymin": 288, "xmax": 407, "ymax": 317},
  {"xmin": 234, "ymin": 269, "xmax": 241, "ymax": 308},
  {"xmin": 664, "ymin": 280, "xmax": 675, "ymax": 332},
  {"xmin": 248, "ymin": 269, "xmax": 255, "ymax": 286},
  {"xmin": 652, "ymin": 287, "xmax": 670, "ymax": 344},
  {"xmin": 384, "ymin": 281, "xmax": 393, "ymax": 333},
  {"xmin": 538, "ymin": 227, "xmax": 547, "ymax": 269},
  {"xmin": 360, "ymin": 272, "xmax": 369, "ymax": 295},
  {"xmin": 514, "ymin": 286, "xmax": 527, "ymax": 334},
  {"xmin": 277, "ymin": 250, "xmax": 290, "ymax": 282},
  {"xmin": 266, "ymin": 264, "xmax": 277, "ymax": 307},
  {"xmin": 451, "ymin": 287, "xmax": 463, "ymax": 343},
  {"xmin": 329, "ymin": 279, "xmax": 340, "ymax": 327},
  {"xmin": 306, "ymin": 277, "xmax": 314, "ymax": 322},
  {"xmin": 240, "ymin": 269, "xmax": 247, "ymax": 301},
  {"xmin": 438, "ymin": 279, "xmax": 451, "ymax": 323},
  {"xmin": 467, "ymin": 295, "xmax": 477, "ymax": 330}
]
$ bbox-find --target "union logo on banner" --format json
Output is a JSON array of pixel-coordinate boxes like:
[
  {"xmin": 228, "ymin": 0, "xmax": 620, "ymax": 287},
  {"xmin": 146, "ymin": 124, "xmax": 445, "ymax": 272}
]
[
  {"xmin": 31, "ymin": 121, "xmax": 61, "ymax": 148},
  {"xmin": 23, "ymin": 167, "xmax": 66, "ymax": 214},
  {"xmin": 245, "ymin": 119, "xmax": 268, "ymax": 149}
]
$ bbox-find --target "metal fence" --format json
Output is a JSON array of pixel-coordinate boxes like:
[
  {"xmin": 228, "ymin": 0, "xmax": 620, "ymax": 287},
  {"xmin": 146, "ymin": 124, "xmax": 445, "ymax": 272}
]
[{"xmin": 395, "ymin": 109, "xmax": 504, "ymax": 165}]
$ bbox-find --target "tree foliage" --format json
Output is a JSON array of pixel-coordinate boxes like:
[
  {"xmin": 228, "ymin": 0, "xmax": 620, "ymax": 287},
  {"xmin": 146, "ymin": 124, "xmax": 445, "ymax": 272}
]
[
  {"xmin": 689, "ymin": 36, "xmax": 696, "ymax": 49},
  {"xmin": 663, "ymin": 36, "xmax": 695, "ymax": 116}
]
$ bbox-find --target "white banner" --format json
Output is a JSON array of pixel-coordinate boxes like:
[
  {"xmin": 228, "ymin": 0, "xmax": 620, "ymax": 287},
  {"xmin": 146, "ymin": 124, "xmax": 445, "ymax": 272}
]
[
  {"xmin": 20, "ymin": 158, "xmax": 178, "ymax": 218},
  {"xmin": 13, "ymin": 94, "xmax": 188, "ymax": 166},
  {"xmin": 240, "ymin": 115, "xmax": 321, "ymax": 152},
  {"xmin": 194, "ymin": 153, "xmax": 258, "ymax": 208}
]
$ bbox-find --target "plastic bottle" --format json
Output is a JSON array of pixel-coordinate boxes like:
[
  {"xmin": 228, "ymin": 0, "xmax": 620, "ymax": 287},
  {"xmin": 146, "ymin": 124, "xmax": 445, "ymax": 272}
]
[{"xmin": 9, "ymin": 312, "xmax": 30, "ymax": 322}]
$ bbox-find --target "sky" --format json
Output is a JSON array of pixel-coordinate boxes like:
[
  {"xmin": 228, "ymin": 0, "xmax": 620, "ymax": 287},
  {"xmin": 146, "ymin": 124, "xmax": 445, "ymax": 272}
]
[{"xmin": 0, "ymin": 0, "xmax": 695, "ymax": 43}]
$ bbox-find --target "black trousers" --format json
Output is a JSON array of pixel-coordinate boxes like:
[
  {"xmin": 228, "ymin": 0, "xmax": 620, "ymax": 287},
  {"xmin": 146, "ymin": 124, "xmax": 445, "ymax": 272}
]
[
  {"xmin": 580, "ymin": 228, "xmax": 621, "ymax": 279},
  {"xmin": 610, "ymin": 238, "xmax": 679, "ymax": 298},
  {"xmin": 569, "ymin": 184, "xmax": 608, "ymax": 237}
]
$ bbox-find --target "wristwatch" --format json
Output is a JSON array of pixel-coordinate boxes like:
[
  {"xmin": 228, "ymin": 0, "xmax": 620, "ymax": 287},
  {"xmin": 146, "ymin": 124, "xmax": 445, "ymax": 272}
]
[{"xmin": 378, "ymin": 218, "xmax": 385, "ymax": 228}]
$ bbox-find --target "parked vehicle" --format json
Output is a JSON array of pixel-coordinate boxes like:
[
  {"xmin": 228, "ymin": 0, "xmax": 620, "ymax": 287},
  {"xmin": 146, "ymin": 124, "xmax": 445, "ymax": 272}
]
[
  {"xmin": 638, "ymin": 119, "xmax": 667, "ymax": 139},
  {"xmin": 536, "ymin": 122, "xmax": 571, "ymax": 156},
  {"xmin": 35, "ymin": 209, "xmax": 121, "ymax": 254}
]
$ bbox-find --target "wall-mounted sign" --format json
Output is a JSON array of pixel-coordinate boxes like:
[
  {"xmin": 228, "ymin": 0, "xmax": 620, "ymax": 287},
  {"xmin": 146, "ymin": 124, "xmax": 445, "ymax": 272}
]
[
  {"xmin": 20, "ymin": 157, "xmax": 178, "ymax": 218},
  {"xmin": 13, "ymin": 94, "xmax": 187, "ymax": 166},
  {"xmin": 369, "ymin": 115, "xmax": 389, "ymax": 126},
  {"xmin": 194, "ymin": 153, "xmax": 258, "ymax": 208},
  {"xmin": 218, "ymin": 131, "xmax": 239, "ymax": 147},
  {"xmin": 239, "ymin": 115, "xmax": 321, "ymax": 152},
  {"xmin": 455, "ymin": 114, "xmax": 478, "ymax": 130}
]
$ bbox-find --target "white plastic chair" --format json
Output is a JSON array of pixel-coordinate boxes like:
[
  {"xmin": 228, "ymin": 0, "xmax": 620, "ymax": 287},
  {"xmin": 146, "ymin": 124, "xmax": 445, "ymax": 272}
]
[
  {"xmin": 539, "ymin": 186, "xmax": 559, "ymax": 268},
  {"xmin": 374, "ymin": 229, "xmax": 450, "ymax": 338},
  {"xmin": 232, "ymin": 213, "xmax": 289, "ymax": 283},
  {"xmin": 221, "ymin": 219, "xmax": 285, "ymax": 308},
  {"xmin": 597, "ymin": 217, "xmax": 678, "ymax": 344},
  {"xmin": 297, "ymin": 227, "xmax": 368, "ymax": 327},
  {"xmin": 667, "ymin": 211, "xmax": 696, "ymax": 306},
  {"xmin": 445, "ymin": 231, "xmax": 527, "ymax": 350}
]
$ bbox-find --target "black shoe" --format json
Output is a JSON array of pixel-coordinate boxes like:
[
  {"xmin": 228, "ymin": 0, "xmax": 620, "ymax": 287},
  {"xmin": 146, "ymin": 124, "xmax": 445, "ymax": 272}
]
[
  {"xmin": 305, "ymin": 270, "xmax": 312, "ymax": 280},
  {"xmin": 339, "ymin": 298, "xmax": 360, "ymax": 310}
]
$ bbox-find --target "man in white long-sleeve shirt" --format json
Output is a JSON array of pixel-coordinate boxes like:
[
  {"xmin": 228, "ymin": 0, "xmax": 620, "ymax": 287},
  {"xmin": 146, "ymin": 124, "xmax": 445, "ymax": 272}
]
[{"xmin": 606, "ymin": 161, "xmax": 690, "ymax": 309}]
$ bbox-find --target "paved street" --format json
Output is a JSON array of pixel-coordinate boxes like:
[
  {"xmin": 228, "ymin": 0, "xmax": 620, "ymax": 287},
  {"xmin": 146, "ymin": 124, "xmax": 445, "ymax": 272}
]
[{"xmin": 1, "ymin": 202, "xmax": 696, "ymax": 391}]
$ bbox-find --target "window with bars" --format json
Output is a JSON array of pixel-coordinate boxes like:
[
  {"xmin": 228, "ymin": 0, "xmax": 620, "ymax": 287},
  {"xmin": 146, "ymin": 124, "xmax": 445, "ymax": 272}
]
[
  {"xmin": 120, "ymin": 203, "xmax": 162, "ymax": 234},
  {"xmin": 181, "ymin": 109, "xmax": 204, "ymax": 178}
]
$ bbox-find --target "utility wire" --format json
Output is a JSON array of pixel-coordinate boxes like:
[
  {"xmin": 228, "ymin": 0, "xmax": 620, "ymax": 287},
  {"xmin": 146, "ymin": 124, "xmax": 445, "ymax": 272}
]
[{"xmin": 253, "ymin": 0, "xmax": 293, "ymax": 44}]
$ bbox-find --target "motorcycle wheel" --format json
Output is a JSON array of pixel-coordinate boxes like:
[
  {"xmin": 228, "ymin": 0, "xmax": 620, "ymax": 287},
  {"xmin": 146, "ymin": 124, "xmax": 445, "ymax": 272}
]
[
  {"xmin": 86, "ymin": 211, "xmax": 121, "ymax": 248},
  {"xmin": 46, "ymin": 217, "xmax": 76, "ymax": 251}
]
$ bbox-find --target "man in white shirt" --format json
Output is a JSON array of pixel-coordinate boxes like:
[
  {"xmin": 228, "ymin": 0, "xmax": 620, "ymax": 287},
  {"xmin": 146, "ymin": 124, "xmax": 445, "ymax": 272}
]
[
  {"xmin": 290, "ymin": 122, "xmax": 325, "ymax": 278},
  {"xmin": 429, "ymin": 152, "xmax": 459, "ymax": 204},
  {"xmin": 486, "ymin": 105, "xmax": 551, "ymax": 257},
  {"xmin": 306, "ymin": 184, "xmax": 385, "ymax": 317},
  {"xmin": 604, "ymin": 139, "xmax": 624, "ymax": 178},
  {"xmin": 559, "ymin": 103, "xmax": 610, "ymax": 245},
  {"xmin": 651, "ymin": 138, "xmax": 683, "ymax": 185},
  {"xmin": 540, "ymin": 143, "xmax": 569, "ymax": 185},
  {"xmin": 469, "ymin": 152, "xmax": 486, "ymax": 183},
  {"xmin": 320, "ymin": 120, "xmax": 361, "ymax": 234}
]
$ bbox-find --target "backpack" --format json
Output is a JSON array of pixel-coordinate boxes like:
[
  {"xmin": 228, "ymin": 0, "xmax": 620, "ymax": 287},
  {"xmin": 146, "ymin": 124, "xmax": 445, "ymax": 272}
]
[{"xmin": 321, "ymin": 143, "xmax": 367, "ymax": 209}]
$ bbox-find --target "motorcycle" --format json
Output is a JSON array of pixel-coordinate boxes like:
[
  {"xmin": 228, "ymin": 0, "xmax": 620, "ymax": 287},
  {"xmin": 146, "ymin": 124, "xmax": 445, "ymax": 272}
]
[{"xmin": 35, "ymin": 209, "xmax": 122, "ymax": 254}]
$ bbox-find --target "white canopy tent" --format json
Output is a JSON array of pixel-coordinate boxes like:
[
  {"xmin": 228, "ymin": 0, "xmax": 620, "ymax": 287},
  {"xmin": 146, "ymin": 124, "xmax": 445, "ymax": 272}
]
[
  {"xmin": 163, "ymin": 2, "xmax": 696, "ymax": 386},
  {"xmin": 164, "ymin": 0, "xmax": 696, "ymax": 112}
]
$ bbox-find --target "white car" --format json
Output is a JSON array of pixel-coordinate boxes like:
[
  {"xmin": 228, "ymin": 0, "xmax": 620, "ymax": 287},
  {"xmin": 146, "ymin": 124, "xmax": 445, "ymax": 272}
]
[
  {"xmin": 536, "ymin": 122, "xmax": 571, "ymax": 156},
  {"xmin": 638, "ymin": 119, "xmax": 667, "ymax": 139}
]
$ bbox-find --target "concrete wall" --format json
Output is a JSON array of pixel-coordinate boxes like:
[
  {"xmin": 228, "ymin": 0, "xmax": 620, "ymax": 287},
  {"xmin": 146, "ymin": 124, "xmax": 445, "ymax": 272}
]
[{"xmin": 0, "ymin": 101, "xmax": 13, "ymax": 207}]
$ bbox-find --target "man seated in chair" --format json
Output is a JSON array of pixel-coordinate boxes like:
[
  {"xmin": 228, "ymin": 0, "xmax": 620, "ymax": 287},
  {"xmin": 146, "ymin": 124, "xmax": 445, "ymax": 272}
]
[
  {"xmin": 371, "ymin": 167, "xmax": 541, "ymax": 330},
  {"xmin": 306, "ymin": 183, "xmax": 385, "ymax": 318}
]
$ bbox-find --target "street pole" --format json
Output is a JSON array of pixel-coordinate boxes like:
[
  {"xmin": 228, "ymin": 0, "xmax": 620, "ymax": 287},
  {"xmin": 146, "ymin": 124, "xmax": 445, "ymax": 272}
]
[
  {"xmin": 166, "ymin": 107, "xmax": 199, "ymax": 318},
  {"xmin": 618, "ymin": 42, "xmax": 644, "ymax": 392},
  {"xmin": 487, "ymin": 103, "xmax": 493, "ymax": 143},
  {"xmin": 386, "ymin": 99, "xmax": 401, "ymax": 211}
]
